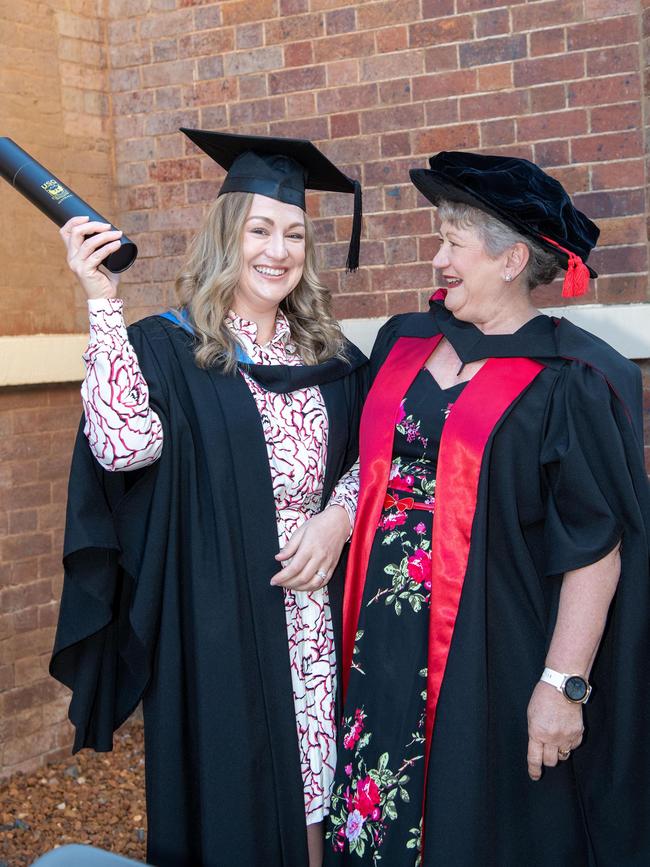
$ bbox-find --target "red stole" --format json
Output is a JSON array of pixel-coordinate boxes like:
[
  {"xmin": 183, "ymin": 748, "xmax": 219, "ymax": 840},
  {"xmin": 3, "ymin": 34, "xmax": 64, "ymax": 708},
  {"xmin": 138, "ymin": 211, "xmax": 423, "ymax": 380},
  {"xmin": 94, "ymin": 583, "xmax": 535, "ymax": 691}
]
[{"xmin": 341, "ymin": 334, "xmax": 544, "ymax": 775}]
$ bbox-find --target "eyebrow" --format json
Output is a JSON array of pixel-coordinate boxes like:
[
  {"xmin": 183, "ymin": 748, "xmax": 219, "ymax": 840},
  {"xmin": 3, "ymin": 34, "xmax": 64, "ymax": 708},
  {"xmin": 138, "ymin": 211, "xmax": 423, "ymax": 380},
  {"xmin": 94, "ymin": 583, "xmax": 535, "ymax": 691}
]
[{"xmin": 246, "ymin": 215, "xmax": 305, "ymax": 229}]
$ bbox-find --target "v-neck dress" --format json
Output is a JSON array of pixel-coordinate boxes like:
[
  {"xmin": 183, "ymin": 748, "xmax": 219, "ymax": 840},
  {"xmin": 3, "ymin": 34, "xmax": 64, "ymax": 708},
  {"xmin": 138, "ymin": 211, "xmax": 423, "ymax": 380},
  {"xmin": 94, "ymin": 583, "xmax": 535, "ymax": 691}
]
[{"xmin": 326, "ymin": 367, "xmax": 467, "ymax": 862}]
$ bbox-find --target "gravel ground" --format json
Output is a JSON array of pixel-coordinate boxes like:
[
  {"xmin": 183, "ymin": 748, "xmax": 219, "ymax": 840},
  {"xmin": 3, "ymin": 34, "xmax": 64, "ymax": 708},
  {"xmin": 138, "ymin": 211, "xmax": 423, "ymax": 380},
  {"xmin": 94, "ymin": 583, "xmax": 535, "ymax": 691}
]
[{"xmin": 0, "ymin": 721, "xmax": 146, "ymax": 867}]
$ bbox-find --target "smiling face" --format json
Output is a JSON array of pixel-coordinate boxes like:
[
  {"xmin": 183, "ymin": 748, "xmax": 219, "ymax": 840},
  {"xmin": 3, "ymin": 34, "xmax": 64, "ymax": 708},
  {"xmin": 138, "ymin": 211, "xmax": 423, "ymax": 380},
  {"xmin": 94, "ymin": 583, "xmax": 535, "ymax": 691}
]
[
  {"xmin": 432, "ymin": 220, "xmax": 514, "ymax": 325},
  {"xmin": 233, "ymin": 193, "xmax": 306, "ymax": 319}
]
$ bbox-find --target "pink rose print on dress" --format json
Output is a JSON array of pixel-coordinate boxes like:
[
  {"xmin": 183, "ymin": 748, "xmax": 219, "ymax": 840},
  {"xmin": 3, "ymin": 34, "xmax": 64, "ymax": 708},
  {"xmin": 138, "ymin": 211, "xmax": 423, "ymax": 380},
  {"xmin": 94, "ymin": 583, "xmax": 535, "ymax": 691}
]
[
  {"xmin": 414, "ymin": 522, "xmax": 426, "ymax": 534},
  {"xmin": 354, "ymin": 776, "xmax": 381, "ymax": 818},
  {"xmin": 407, "ymin": 548, "xmax": 432, "ymax": 590},
  {"xmin": 343, "ymin": 708, "xmax": 366, "ymax": 750},
  {"xmin": 378, "ymin": 512, "xmax": 408, "ymax": 531}
]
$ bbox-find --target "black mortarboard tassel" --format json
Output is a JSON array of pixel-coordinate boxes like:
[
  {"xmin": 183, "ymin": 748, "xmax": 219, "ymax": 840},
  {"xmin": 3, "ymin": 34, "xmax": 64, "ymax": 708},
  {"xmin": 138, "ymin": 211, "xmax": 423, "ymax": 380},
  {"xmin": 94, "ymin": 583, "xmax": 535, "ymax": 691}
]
[
  {"xmin": 410, "ymin": 151, "xmax": 600, "ymax": 297},
  {"xmin": 180, "ymin": 128, "xmax": 362, "ymax": 271}
]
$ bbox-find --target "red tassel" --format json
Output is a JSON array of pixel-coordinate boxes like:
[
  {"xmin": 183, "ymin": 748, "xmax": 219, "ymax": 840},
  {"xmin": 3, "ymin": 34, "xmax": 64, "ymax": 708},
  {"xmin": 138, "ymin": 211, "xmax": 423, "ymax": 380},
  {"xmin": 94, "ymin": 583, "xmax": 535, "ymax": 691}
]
[{"xmin": 540, "ymin": 235, "xmax": 590, "ymax": 298}]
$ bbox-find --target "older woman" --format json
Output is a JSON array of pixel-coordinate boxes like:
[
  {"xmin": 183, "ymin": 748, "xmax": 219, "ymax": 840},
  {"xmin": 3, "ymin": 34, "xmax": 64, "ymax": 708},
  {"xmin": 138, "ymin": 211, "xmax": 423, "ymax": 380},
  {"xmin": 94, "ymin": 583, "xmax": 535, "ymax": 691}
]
[
  {"xmin": 51, "ymin": 131, "xmax": 367, "ymax": 867},
  {"xmin": 325, "ymin": 151, "xmax": 650, "ymax": 865}
]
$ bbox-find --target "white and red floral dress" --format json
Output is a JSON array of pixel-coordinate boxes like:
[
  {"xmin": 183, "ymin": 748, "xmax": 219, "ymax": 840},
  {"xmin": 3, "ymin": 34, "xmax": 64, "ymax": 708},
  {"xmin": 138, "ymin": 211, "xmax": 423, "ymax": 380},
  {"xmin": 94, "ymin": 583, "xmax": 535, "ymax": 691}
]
[{"xmin": 81, "ymin": 298, "xmax": 359, "ymax": 825}]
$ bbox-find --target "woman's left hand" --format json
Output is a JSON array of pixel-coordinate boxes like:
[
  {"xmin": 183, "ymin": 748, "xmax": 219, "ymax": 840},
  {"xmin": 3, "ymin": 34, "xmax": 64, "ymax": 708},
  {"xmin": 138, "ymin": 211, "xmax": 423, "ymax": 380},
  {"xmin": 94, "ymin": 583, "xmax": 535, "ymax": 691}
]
[
  {"xmin": 526, "ymin": 681, "xmax": 584, "ymax": 781},
  {"xmin": 270, "ymin": 505, "xmax": 352, "ymax": 592}
]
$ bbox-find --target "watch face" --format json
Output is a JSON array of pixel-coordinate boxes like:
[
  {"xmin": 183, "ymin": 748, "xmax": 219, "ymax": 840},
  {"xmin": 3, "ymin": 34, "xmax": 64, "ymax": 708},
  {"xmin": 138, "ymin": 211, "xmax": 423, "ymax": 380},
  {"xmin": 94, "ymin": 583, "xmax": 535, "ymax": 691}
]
[{"xmin": 564, "ymin": 676, "xmax": 588, "ymax": 702}]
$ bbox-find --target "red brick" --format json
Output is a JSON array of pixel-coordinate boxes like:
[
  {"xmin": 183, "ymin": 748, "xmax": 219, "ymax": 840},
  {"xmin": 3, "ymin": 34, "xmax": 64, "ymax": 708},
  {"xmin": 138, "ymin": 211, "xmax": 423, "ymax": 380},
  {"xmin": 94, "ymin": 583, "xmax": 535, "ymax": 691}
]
[
  {"xmin": 321, "ymin": 134, "xmax": 379, "ymax": 165},
  {"xmin": 597, "ymin": 216, "xmax": 646, "ymax": 246},
  {"xmin": 269, "ymin": 117, "xmax": 329, "ymax": 139},
  {"xmin": 281, "ymin": 0, "xmax": 307, "ymax": 12},
  {"xmin": 385, "ymin": 236, "xmax": 418, "ymax": 263},
  {"xmin": 481, "ymin": 118, "xmax": 515, "ymax": 147},
  {"xmin": 589, "ymin": 244, "xmax": 647, "ymax": 275},
  {"xmin": 8, "ymin": 511, "xmax": 38, "ymax": 535},
  {"xmin": 379, "ymin": 78, "xmax": 415, "ymax": 105},
  {"xmin": 476, "ymin": 8, "xmax": 511, "ymax": 37},
  {"xmin": 194, "ymin": 5, "xmax": 222, "ymax": 28},
  {"xmin": 360, "ymin": 103, "xmax": 425, "ymax": 135},
  {"xmin": 534, "ymin": 139, "xmax": 570, "ymax": 168},
  {"xmin": 412, "ymin": 69, "xmax": 477, "ymax": 101},
  {"xmin": 517, "ymin": 110, "xmax": 588, "ymax": 142},
  {"xmin": 285, "ymin": 41, "xmax": 314, "ymax": 67},
  {"xmin": 222, "ymin": 0, "xmax": 277, "ymax": 25},
  {"xmin": 357, "ymin": 0, "xmax": 420, "ymax": 29},
  {"xmin": 381, "ymin": 132, "xmax": 410, "ymax": 158},
  {"xmin": 317, "ymin": 83, "xmax": 378, "ymax": 114},
  {"xmin": 591, "ymin": 159, "xmax": 645, "ymax": 190},
  {"xmin": 530, "ymin": 28, "xmax": 566, "ymax": 56},
  {"xmin": 530, "ymin": 84, "xmax": 566, "ymax": 113},
  {"xmin": 460, "ymin": 34, "xmax": 526, "ymax": 67},
  {"xmin": 413, "ymin": 123, "xmax": 480, "ymax": 154},
  {"xmin": 239, "ymin": 74, "xmax": 268, "ymax": 99},
  {"xmin": 286, "ymin": 92, "xmax": 315, "ymax": 116},
  {"xmin": 586, "ymin": 44, "xmax": 639, "ymax": 76},
  {"xmin": 326, "ymin": 8, "xmax": 355, "ymax": 34},
  {"xmin": 361, "ymin": 51, "xmax": 423, "ymax": 83},
  {"xmin": 422, "ymin": 0, "xmax": 455, "ymax": 15},
  {"xmin": 573, "ymin": 188, "xmax": 645, "ymax": 218},
  {"xmin": 331, "ymin": 113, "xmax": 360, "ymax": 138},
  {"xmin": 477, "ymin": 62, "xmax": 512, "ymax": 91},
  {"xmin": 235, "ymin": 22, "xmax": 263, "ymax": 49},
  {"xmin": 179, "ymin": 29, "xmax": 235, "ymax": 57},
  {"xmin": 366, "ymin": 210, "xmax": 432, "ymax": 240},
  {"xmin": 269, "ymin": 65, "xmax": 326, "ymax": 94},
  {"xmin": 149, "ymin": 158, "xmax": 202, "ymax": 183},
  {"xmin": 584, "ymin": 0, "xmax": 637, "ymax": 16},
  {"xmin": 326, "ymin": 59, "xmax": 360, "ymax": 87},
  {"xmin": 591, "ymin": 101, "xmax": 641, "ymax": 133},
  {"xmin": 567, "ymin": 15, "xmax": 638, "ymax": 50},
  {"xmin": 376, "ymin": 26, "xmax": 408, "ymax": 54},
  {"xmin": 388, "ymin": 290, "xmax": 423, "ymax": 314},
  {"xmin": 141, "ymin": 58, "xmax": 194, "ymax": 88},
  {"xmin": 155, "ymin": 86, "xmax": 182, "ymax": 110},
  {"xmin": 266, "ymin": 12, "xmax": 324, "ymax": 43},
  {"xmin": 230, "ymin": 96, "xmax": 286, "ymax": 126},
  {"xmin": 512, "ymin": 0, "xmax": 583, "ymax": 30},
  {"xmin": 383, "ymin": 185, "xmax": 418, "ymax": 211},
  {"xmin": 333, "ymin": 292, "xmax": 386, "ymax": 320},
  {"xmin": 1, "ymin": 578, "xmax": 52, "ymax": 612},
  {"xmin": 153, "ymin": 38, "xmax": 178, "ymax": 63},
  {"xmin": 595, "ymin": 275, "xmax": 648, "ymax": 304},
  {"xmin": 184, "ymin": 77, "xmax": 238, "ymax": 107},
  {"xmin": 313, "ymin": 31, "xmax": 375, "ymax": 63},
  {"xmin": 409, "ymin": 15, "xmax": 474, "ymax": 48},
  {"xmin": 423, "ymin": 44, "xmax": 459, "ymax": 72},
  {"xmin": 371, "ymin": 263, "xmax": 433, "ymax": 293},
  {"xmin": 514, "ymin": 53, "xmax": 585, "ymax": 87},
  {"xmin": 140, "ymin": 9, "xmax": 192, "ymax": 38},
  {"xmin": 457, "ymin": 0, "xmax": 518, "ymax": 8},
  {"xmin": 570, "ymin": 73, "xmax": 640, "ymax": 106},
  {"xmin": 460, "ymin": 89, "xmax": 528, "ymax": 121},
  {"xmin": 571, "ymin": 130, "xmax": 642, "ymax": 163}
]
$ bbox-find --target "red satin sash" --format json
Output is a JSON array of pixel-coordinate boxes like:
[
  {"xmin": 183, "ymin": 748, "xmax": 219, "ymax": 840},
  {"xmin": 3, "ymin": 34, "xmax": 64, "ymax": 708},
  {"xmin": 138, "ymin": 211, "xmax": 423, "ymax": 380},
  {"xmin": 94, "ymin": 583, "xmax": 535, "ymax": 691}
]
[
  {"xmin": 341, "ymin": 334, "xmax": 443, "ymax": 695},
  {"xmin": 340, "ymin": 334, "xmax": 545, "ymax": 796}
]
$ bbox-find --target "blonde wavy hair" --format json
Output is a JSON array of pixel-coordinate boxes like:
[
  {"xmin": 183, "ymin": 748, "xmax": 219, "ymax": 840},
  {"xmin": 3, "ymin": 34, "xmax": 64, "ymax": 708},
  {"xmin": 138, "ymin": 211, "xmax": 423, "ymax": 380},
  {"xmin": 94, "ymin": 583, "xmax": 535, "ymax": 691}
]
[{"xmin": 175, "ymin": 191, "xmax": 347, "ymax": 373}]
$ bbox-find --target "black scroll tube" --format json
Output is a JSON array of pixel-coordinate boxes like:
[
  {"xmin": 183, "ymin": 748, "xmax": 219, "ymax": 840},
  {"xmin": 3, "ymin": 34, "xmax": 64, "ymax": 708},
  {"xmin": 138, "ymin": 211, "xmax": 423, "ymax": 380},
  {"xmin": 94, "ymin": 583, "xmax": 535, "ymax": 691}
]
[{"xmin": 0, "ymin": 137, "xmax": 137, "ymax": 273}]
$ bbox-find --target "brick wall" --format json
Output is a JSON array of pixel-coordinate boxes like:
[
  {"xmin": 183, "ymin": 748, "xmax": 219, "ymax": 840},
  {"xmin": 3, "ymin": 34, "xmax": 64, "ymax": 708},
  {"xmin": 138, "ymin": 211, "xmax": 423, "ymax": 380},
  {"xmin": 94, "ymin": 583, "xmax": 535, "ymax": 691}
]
[
  {"xmin": 106, "ymin": 0, "xmax": 648, "ymax": 323},
  {"xmin": 0, "ymin": 385, "xmax": 80, "ymax": 775},
  {"xmin": 1, "ymin": 0, "xmax": 649, "ymax": 777}
]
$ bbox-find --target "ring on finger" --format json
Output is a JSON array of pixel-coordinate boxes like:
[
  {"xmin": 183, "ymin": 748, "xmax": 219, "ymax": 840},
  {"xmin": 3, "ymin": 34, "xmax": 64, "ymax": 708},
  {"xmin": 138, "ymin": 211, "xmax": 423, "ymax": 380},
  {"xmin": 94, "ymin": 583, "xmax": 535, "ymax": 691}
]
[
  {"xmin": 558, "ymin": 748, "xmax": 571, "ymax": 759},
  {"xmin": 315, "ymin": 569, "xmax": 328, "ymax": 585}
]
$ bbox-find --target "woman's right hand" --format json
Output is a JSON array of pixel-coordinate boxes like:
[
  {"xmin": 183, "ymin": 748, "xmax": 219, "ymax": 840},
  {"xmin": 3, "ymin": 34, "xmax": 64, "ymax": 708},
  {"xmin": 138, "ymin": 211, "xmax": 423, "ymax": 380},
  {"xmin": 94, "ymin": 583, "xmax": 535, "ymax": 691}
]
[{"xmin": 59, "ymin": 215, "xmax": 122, "ymax": 300}]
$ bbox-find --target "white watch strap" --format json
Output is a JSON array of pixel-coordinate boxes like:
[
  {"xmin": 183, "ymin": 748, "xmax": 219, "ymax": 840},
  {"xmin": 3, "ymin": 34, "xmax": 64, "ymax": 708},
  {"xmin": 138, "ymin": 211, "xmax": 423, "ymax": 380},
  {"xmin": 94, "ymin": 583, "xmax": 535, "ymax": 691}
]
[{"xmin": 540, "ymin": 667, "xmax": 567, "ymax": 691}]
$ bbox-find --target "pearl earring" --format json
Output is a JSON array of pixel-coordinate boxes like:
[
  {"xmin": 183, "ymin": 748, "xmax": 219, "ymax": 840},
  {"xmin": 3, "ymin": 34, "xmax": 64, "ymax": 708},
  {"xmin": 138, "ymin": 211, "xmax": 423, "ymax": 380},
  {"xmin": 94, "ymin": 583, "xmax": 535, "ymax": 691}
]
[{"xmin": 504, "ymin": 273, "xmax": 512, "ymax": 282}]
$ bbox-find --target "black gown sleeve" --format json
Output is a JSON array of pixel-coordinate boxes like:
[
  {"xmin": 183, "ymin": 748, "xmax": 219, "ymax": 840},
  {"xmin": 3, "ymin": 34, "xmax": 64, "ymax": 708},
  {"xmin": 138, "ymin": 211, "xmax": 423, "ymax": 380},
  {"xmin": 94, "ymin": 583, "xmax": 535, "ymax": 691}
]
[
  {"xmin": 50, "ymin": 321, "xmax": 171, "ymax": 752},
  {"xmin": 540, "ymin": 361, "xmax": 640, "ymax": 577}
]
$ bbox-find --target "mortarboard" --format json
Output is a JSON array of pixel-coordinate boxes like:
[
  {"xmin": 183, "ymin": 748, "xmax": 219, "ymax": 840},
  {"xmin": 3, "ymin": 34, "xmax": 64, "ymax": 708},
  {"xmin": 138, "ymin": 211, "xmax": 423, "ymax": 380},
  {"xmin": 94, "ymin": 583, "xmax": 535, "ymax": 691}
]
[
  {"xmin": 180, "ymin": 128, "xmax": 362, "ymax": 272},
  {"xmin": 410, "ymin": 151, "xmax": 600, "ymax": 298}
]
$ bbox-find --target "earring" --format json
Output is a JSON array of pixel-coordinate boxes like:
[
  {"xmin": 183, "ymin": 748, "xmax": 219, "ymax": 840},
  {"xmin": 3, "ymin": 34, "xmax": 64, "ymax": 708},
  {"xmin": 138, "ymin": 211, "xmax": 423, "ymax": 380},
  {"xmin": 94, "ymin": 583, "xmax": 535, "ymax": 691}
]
[{"xmin": 504, "ymin": 273, "xmax": 512, "ymax": 282}]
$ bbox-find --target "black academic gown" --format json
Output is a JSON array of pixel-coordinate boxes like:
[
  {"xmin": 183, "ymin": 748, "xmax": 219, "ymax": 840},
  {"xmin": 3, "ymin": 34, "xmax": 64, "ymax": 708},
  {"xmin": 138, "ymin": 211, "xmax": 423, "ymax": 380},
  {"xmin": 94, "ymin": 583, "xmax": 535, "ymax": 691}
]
[
  {"xmin": 50, "ymin": 315, "xmax": 368, "ymax": 867},
  {"xmin": 342, "ymin": 300, "xmax": 650, "ymax": 866}
]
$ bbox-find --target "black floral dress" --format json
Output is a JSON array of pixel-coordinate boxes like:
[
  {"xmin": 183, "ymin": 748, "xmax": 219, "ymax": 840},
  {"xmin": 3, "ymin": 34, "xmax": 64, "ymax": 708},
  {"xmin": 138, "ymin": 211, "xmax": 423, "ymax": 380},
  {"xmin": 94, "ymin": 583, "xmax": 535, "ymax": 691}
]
[{"xmin": 326, "ymin": 369, "xmax": 466, "ymax": 865}]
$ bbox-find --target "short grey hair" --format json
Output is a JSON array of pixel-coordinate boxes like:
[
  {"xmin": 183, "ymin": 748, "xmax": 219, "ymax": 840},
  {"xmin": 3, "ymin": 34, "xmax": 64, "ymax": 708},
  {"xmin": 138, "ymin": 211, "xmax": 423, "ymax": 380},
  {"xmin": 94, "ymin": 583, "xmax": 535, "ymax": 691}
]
[{"xmin": 437, "ymin": 200, "xmax": 561, "ymax": 291}]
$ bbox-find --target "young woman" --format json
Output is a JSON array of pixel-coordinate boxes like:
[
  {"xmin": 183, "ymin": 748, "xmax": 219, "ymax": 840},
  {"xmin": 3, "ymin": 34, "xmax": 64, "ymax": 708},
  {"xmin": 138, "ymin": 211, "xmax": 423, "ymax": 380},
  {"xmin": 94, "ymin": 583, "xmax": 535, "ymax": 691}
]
[{"xmin": 51, "ymin": 131, "xmax": 367, "ymax": 867}]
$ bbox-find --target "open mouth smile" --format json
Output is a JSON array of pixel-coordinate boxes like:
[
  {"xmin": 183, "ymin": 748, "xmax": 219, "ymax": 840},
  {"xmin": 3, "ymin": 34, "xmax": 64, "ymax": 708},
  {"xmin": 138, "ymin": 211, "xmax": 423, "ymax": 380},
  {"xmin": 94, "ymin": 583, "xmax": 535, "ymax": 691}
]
[{"xmin": 254, "ymin": 265, "xmax": 287, "ymax": 277}]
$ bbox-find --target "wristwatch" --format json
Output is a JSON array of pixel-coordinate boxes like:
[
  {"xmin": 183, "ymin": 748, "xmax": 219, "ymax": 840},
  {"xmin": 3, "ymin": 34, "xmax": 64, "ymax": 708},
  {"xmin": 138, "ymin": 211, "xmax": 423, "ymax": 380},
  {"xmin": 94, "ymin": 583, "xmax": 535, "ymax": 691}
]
[{"xmin": 540, "ymin": 667, "xmax": 592, "ymax": 704}]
